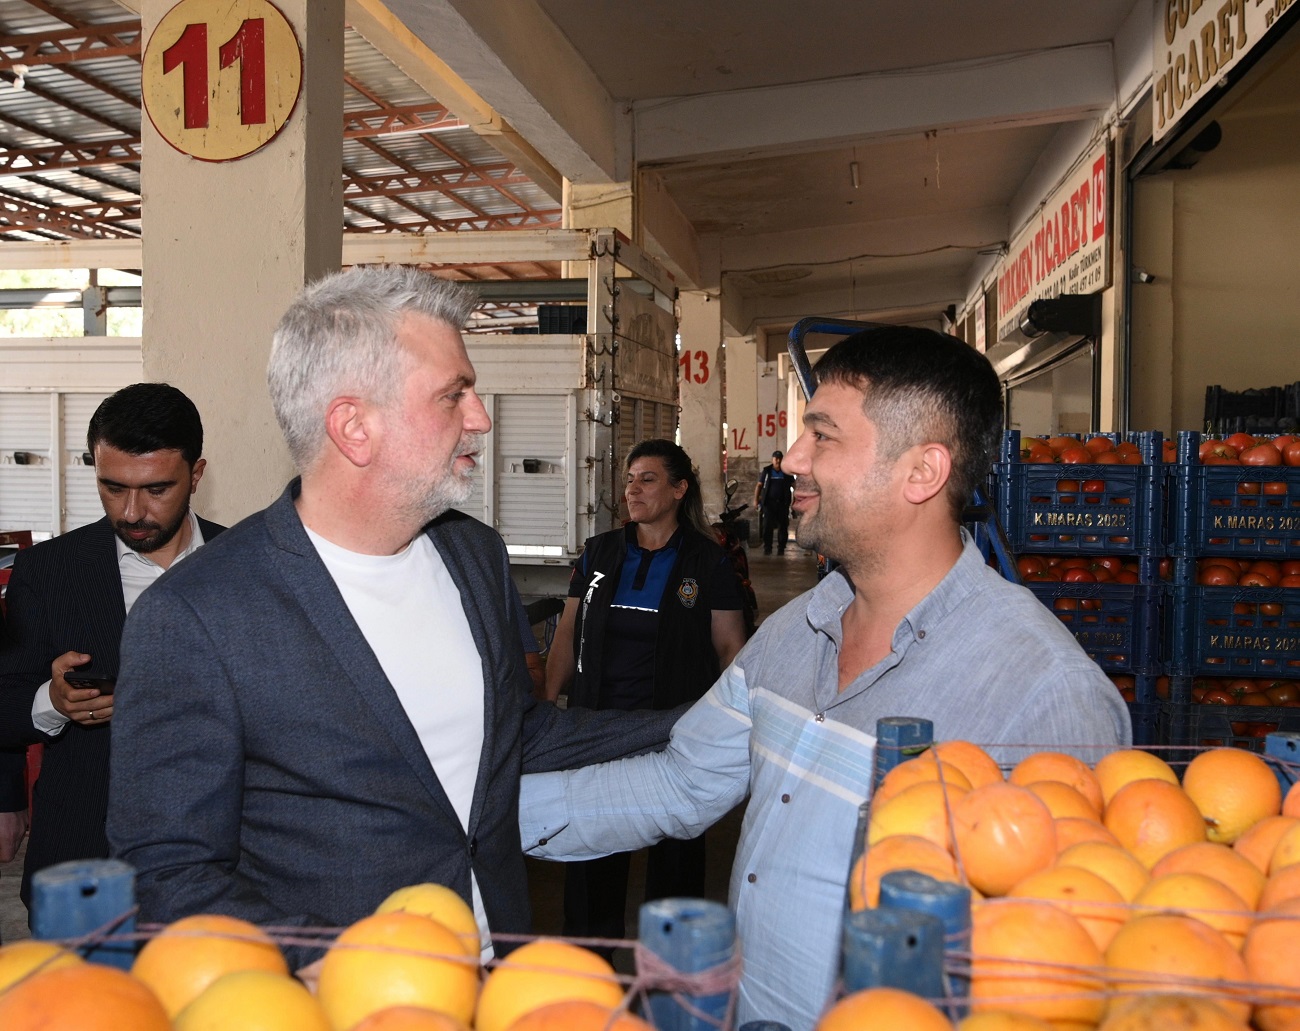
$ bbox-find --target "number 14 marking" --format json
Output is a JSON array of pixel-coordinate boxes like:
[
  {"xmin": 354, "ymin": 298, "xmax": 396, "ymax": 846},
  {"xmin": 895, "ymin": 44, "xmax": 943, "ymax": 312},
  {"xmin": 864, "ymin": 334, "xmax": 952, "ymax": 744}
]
[{"xmin": 163, "ymin": 19, "xmax": 267, "ymax": 130}]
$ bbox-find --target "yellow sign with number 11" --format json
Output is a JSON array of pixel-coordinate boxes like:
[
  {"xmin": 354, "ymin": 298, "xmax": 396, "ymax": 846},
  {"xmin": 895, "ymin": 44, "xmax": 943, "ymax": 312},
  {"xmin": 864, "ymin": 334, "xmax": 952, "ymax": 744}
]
[{"xmin": 143, "ymin": 0, "xmax": 303, "ymax": 162}]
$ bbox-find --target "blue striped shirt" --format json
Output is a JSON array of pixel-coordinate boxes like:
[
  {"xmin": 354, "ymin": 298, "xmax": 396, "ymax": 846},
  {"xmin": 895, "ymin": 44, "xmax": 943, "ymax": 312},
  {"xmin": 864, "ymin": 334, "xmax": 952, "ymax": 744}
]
[{"xmin": 520, "ymin": 532, "xmax": 1131, "ymax": 1029}]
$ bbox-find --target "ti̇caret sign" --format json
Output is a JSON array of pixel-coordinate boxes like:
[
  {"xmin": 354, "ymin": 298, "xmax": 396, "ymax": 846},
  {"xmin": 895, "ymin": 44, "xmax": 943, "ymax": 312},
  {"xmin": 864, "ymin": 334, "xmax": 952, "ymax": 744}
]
[
  {"xmin": 142, "ymin": 0, "xmax": 303, "ymax": 162},
  {"xmin": 995, "ymin": 139, "xmax": 1111, "ymax": 343},
  {"xmin": 1154, "ymin": 0, "xmax": 1295, "ymax": 142}
]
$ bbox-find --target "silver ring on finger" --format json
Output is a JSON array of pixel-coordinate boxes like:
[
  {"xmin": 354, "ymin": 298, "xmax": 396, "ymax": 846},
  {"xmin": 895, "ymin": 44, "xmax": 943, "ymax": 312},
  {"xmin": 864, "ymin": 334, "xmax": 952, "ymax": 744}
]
[{"xmin": 88, "ymin": 711, "xmax": 96, "ymax": 720}]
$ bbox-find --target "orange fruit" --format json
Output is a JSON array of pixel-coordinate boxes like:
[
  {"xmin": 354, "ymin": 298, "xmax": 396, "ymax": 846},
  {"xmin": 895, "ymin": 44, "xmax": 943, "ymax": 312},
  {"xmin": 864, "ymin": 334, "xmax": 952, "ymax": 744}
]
[
  {"xmin": 1150, "ymin": 842, "xmax": 1266, "ymax": 909},
  {"xmin": 1283, "ymin": 780, "xmax": 1300, "ymax": 818},
  {"xmin": 1025, "ymin": 781, "xmax": 1100, "ymax": 821},
  {"xmin": 1054, "ymin": 817, "xmax": 1121, "ymax": 852},
  {"xmin": 1103, "ymin": 914, "xmax": 1249, "ymax": 1023},
  {"xmin": 132, "ymin": 913, "xmax": 289, "ymax": 1018},
  {"xmin": 1243, "ymin": 896, "xmax": 1300, "ymax": 1031},
  {"xmin": 867, "ymin": 779, "xmax": 965, "ymax": 850},
  {"xmin": 952, "ymin": 783, "xmax": 1057, "ymax": 896},
  {"xmin": 476, "ymin": 940, "xmax": 624, "ymax": 1031},
  {"xmin": 1259, "ymin": 862, "xmax": 1300, "ymax": 911},
  {"xmin": 1182, "ymin": 748, "xmax": 1282, "ymax": 844},
  {"xmin": 1130, "ymin": 872, "xmax": 1252, "ymax": 948},
  {"xmin": 353, "ymin": 1008, "xmax": 471, "ymax": 1031},
  {"xmin": 1268, "ymin": 819, "xmax": 1300, "ymax": 874},
  {"xmin": 1104, "ymin": 778, "xmax": 1206, "ymax": 868},
  {"xmin": 1093, "ymin": 750, "xmax": 1179, "ymax": 807},
  {"xmin": 173, "ymin": 970, "xmax": 330, "ymax": 1031},
  {"xmin": 1010, "ymin": 752, "xmax": 1104, "ymax": 814},
  {"xmin": 504, "ymin": 1001, "xmax": 653, "ymax": 1031},
  {"xmin": 1233, "ymin": 815, "xmax": 1299, "ymax": 873},
  {"xmin": 816, "ymin": 986, "xmax": 952, "ymax": 1031},
  {"xmin": 1056, "ymin": 841, "xmax": 1151, "ymax": 902},
  {"xmin": 969, "ymin": 898, "xmax": 1104, "ymax": 1029},
  {"xmin": 1006, "ymin": 865, "xmax": 1127, "ymax": 951},
  {"xmin": 1098, "ymin": 993, "xmax": 1249, "ymax": 1029},
  {"xmin": 932, "ymin": 740, "xmax": 1005, "ymax": 788},
  {"xmin": 0, "ymin": 940, "xmax": 82, "ymax": 993},
  {"xmin": 848, "ymin": 834, "xmax": 959, "ymax": 910},
  {"xmin": 957, "ymin": 1012, "xmax": 1056, "ymax": 1030},
  {"xmin": 873, "ymin": 754, "xmax": 972, "ymax": 808},
  {"xmin": 0, "ymin": 962, "xmax": 170, "ymax": 1031},
  {"xmin": 375, "ymin": 884, "xmax": 481, "ymax": 954},
  {"xmin": 317, "ymin": 912, "xmax": 479, "ymax": 1030}
]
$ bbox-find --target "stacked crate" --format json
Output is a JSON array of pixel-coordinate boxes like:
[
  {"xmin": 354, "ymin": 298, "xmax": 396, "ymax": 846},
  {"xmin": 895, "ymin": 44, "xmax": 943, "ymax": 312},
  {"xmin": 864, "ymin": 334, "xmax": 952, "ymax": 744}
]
[
  {"xmin": 994, "ymin": 431, "xmax": 1166, "ymax": 745},
  {"xmin": 1162, "ymin": 431, "xmax": 1300, "ymax": 750}
]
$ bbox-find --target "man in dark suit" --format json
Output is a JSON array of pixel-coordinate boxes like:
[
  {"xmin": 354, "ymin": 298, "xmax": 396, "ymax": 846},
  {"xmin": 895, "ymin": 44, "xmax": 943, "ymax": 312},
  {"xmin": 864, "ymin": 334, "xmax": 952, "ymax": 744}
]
[
  {"xmin": 0, "ymin": 384, "xmax": 222, "ymax": 911},
  {"xmin": 107, "ymin": 267, "xmax": 679, "ymax": 963}
]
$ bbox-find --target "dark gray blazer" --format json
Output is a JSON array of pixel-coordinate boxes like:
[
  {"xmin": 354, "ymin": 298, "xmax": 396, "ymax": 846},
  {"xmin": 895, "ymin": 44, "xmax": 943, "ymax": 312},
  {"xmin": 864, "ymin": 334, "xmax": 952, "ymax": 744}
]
[
  {"xmin": 0, "ymin": 515, "xmax": 224, "ymax": 905},
  {"xmin": 107, "ymin": 482, "xmax": 678, "ymax": 954}
]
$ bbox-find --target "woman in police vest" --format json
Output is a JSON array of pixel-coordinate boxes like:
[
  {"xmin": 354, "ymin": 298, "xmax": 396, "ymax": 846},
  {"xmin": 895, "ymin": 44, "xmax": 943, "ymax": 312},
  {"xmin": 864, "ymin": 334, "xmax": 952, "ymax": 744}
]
[{"xmin": 544, "ymin": 437, "xmax": 748, "ymax": 952}]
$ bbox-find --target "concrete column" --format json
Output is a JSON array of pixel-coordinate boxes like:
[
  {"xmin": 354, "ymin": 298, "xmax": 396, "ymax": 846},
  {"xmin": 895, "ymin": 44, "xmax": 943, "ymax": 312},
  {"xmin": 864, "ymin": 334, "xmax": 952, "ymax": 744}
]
[
  {"xmin": 677, "ymin": 291, "xmax": 723, "ymax": 519},
  {"xmin": 723, "ymin": 335, "xmax": 759, "ymax": 541},
  {"xmin": 141, "ymin": 0, "xmax": 344, "ymax": 525}
]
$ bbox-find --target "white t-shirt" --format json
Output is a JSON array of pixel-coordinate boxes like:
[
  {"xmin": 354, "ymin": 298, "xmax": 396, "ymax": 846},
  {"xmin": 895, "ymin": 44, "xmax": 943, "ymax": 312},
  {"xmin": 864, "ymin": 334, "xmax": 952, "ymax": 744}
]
[{"xmin": 306, "ymin": 528, "xmax": 491, "ymax": 955}]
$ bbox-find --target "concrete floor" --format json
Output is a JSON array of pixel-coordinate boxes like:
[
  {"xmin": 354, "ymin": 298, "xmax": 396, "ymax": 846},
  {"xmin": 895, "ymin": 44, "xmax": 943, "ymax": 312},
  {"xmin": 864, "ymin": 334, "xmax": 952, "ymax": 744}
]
[{"xmin": 0, "ymin": 543, "xmax": 819, "ymax": 948}]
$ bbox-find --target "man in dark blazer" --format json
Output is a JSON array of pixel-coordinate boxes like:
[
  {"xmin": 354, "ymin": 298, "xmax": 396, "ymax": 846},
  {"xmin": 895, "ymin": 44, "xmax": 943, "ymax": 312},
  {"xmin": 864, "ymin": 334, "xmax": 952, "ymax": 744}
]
[
  {"xmin": 107, "ymin": 267, "xmax": 680, "ymax": 963},
  {"xmin": 0, "ymin": 383, "xmax": 222, "ymax": 911}
]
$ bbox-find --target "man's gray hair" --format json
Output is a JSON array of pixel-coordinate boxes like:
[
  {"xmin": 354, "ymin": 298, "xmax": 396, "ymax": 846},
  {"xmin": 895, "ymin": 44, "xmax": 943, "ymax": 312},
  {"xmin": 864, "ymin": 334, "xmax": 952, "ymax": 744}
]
[{"xmin": 267, "ymin": 266, "xmax": 478, "ymax": 469}]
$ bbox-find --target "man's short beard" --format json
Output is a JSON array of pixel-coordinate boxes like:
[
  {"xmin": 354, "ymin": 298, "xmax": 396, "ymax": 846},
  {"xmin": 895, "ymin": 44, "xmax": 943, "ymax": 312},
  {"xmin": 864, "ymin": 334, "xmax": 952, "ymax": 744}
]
[
  {"xmin": 408, "ymin": 433, "xmax": 484, "ymax": 525},
  {"xmin": 114, "ymin": 502, "xmax": 189, "ymax": 554}
]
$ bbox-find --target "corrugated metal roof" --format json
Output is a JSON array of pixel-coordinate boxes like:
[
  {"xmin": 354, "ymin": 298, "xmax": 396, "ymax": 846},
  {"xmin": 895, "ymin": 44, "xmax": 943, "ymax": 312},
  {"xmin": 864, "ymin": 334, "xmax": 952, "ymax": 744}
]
[{"xmin": 0, "ymin": 4, "xmax": 561, "ymax": 272}]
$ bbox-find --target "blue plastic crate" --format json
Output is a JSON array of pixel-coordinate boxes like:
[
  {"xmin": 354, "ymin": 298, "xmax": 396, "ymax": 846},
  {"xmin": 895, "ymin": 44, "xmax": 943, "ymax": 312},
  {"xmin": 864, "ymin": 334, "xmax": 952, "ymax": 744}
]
[
  {"xmin": 1168, "ymin": 431, "xmax": 1300, "ymax": 559},
  {"xmin": 1166, "ymin": 584, "xmax": 1300, "ymax": 677},
  {"xmin": 1128, "ymin": 700, "xmax": 1161, "ymax": 748},
  {"xmin": 1162, "ymin": 701, "xmax": 1300, "ymax": 753},
  {"xmin": 1027, "ymin": 582, "xmax": 1163, "ymax": 672},
  {"xmin": 995, "ymin": 431, "xmax": 1164, "ymax": 556}
]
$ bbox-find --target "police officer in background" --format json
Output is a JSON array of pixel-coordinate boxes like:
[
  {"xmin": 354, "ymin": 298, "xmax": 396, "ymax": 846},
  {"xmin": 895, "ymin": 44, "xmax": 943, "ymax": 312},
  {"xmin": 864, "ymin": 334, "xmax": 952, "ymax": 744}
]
[{"xmin": 754, "ymin": 449, "xmax": 794, "ymax": 555}]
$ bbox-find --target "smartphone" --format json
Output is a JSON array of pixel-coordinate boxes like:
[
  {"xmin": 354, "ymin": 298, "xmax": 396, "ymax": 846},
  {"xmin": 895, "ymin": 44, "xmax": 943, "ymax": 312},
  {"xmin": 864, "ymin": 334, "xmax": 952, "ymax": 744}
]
[{"xmin": 63, "ymin": 670, "xmax": 116, "ymax": 694}]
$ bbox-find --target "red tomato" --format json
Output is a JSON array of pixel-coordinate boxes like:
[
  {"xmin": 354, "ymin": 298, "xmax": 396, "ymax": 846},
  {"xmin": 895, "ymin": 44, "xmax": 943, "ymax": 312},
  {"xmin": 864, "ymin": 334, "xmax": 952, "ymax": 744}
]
[
  {"xmin": 1266, "ymin": 683, "xmax": 1300, "ymax": 705},
  {"xmin": 1059, "ymin": 557, "xmax": 1091, "ymax": 570},
  {"xmin": 1163, "ymin": 440, "xmax": 1177, "ymax": 463},
  {"xmin": 1241, "ymin": 443, "xmax": 1283, "ymax": 466},
  {"xmin": 1159, "ymin": 558, "xmax": 1172, "ymax": 580},
  {"xmin": 1224, "ymin": 432, "xmax": 1257, "ymax": 452},
  {"xmin": 1250, "ymin": 561, "xmax": 1282, "ymax": 584},
  {"xmin": 1092, "ymin": 556, "xmax": 1124, "ymax": 573},
  {"xmin": 1198, "ymin": 564, "xmax": 1239, "ymax": 586},
  {"xmin": 1264, "ymin": 481, "xmax": 1288, "ymax": 495},
  {"xmin": 1057, "ymin": 447, "xmax": 1092, "ymax": 464},
  {"xmin": 1273, "ymin": 435, "xmax": 1298, "ymax": 450},
  {"xmin": 1026, "ymin": 444, "xmax": 1056, "ymax": 463},
  {"xmin": 1201, "ymin": 689, "xmax": 1235, "ymax": 705},
  {"xmin": 1228, "ymin": 679, "xmax": 1265, "ymax": 697},
  {"xmin": 1282, "ymin": 561, "xmax": 1300, "ymax": 577},
  {"xmin": 1089, "ymin": 566, "xmax": 1114, "ymax": 582},
  {"xmin": 1053, "ymin": 597, "xmax": 1079, "ymax": 611},
  {"xmin": 1155, "ymin": 676, "xmax": 1170, "ymax": 700},
  {"xmin": 1238, "ymin": 482, "xmax": 1262, "ymax": 496},
  {"xmin": 1046, "ymin": 436, "xmax": 1079, "ymax": 454},
  {"xmin": 1081, "ymin": 479, "xmax": 1105, "ymax": 494},
  {"xmin": 1200, "ymin": 440, "xmax": 1238, "ymax": 462},
  {"xmin": 1084, "ymin": 435, "xmax": 1115, "ymax": 454},
  {"xmin": 1024, "ymin": 570, "xmax": 1060, "ymax": 582},
  {"xmin": 1204, "ymin": 453, "xmax": 1242, "ymax": 465},
  {"xmin": 1062, "ymin": 568, "xmax": 1096, "ymax": 583},
  {"xmin": 1239, "ymin": 693, "xmax": 1272, "ymax": 707},
  {"xmin": 1093, "ymin": 451, "xmax": 1122, "ymax": 464},
  {"xmin": 1119, "ymin": 450, "xmax": 1142, "ymax": 465},
  {"xmin": 1284, "ymin": 441, "xmax": 1300, "ymax": 467},
  {"xmin": 1280, "ymin": 575, "xmax": 1300, "ymax": 588},
  {"xmin": 1239, "ymin": 572, "xmax": 1275, "ymax": 588},
  {"xmin": 1112, "ymin": 570, "xmax": 1140, "ymax": 584},
  {"xmin": 1055, "ymin": 479, "xmax": 1080, "ymax": 492}
]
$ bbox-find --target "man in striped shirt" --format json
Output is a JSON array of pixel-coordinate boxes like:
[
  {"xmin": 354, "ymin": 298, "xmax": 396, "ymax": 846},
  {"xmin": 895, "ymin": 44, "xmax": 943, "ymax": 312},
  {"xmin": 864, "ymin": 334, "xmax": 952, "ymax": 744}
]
[{"xmin": 521, "ymin": 326, "xmax": 1129, "ymax": 1030}]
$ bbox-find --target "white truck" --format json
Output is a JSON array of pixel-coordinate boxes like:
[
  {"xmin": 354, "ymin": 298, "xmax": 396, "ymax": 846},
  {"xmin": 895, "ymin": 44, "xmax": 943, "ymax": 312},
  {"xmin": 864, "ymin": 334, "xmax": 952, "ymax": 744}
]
[{"xmin": 449, "ymin": 228, "xmax": 680, "ymax": 600}]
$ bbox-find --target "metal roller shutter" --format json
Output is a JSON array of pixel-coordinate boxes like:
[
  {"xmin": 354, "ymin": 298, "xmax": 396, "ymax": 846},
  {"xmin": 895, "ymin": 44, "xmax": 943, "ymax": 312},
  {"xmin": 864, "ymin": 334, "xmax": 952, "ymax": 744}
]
[{"xmin": 495, "ymin": 394, "xmax": 567, "ymax": 546}]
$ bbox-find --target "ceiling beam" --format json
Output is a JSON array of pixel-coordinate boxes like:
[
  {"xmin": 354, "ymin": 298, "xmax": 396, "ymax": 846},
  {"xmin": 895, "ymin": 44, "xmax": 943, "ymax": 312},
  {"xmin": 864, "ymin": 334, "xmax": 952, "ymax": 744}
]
[
  {"xmin": 346, "ymin": 0, "xmax": 566, "ymax": 199},
  {"xmin": 719, "ymin": 207, "xmax": 1010, "ymax": 275},
  {"xmin": 373, "ymin": 0, "xmax": 623, "ymax": 186},
  {"xmin": 0, "ymin": 20, "xmax": 141, "ymax": 70},
  {"xmin": 635, "ymin": 44, "xmax": 1116, "ymax": 166}
]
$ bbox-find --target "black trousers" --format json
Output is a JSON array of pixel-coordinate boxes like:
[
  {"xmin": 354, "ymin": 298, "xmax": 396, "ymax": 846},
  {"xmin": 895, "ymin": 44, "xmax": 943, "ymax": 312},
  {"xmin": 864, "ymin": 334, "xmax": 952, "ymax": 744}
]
[
  {"xmin": 562, "ymin": 835, "xmax": 707, "ymax": 955},
  {"xmin": 761, "ymin": 503, "xmax": 790, "ymax": 553}
]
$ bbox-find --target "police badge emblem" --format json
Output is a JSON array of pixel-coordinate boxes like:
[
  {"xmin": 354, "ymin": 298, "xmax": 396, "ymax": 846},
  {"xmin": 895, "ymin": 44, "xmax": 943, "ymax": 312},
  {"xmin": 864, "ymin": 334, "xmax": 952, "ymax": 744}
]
[{"xmin": 677, "ymin": 577, "xmax": 699, "ymax": 608}]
